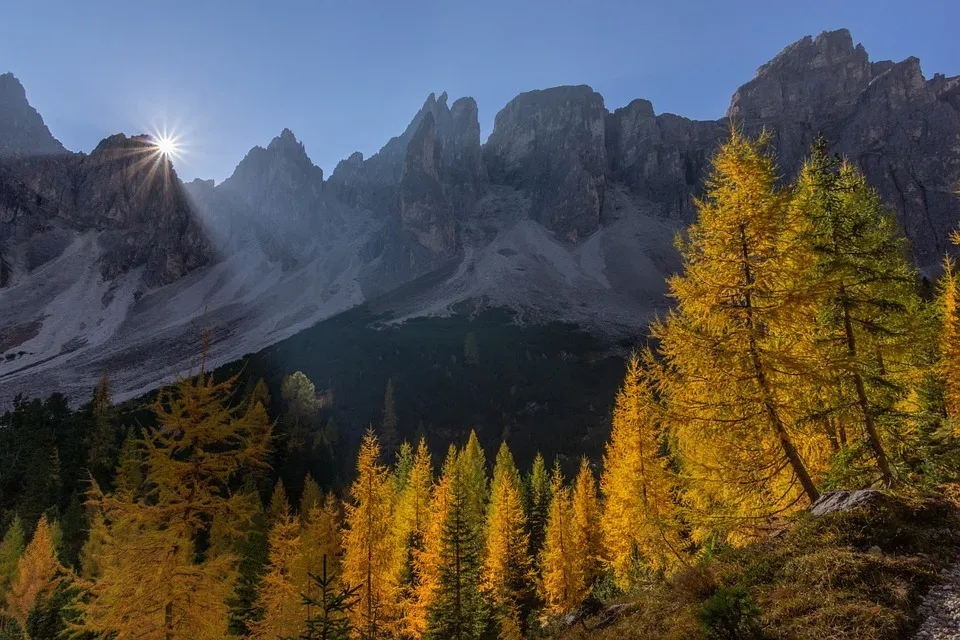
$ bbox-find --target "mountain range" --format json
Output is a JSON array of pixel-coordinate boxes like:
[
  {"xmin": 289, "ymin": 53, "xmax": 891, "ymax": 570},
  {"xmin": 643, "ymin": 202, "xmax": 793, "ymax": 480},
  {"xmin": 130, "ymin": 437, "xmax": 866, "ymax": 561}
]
[{"xmin": 0, "ymin": 28, "xmax": 958, "ymax": 407}]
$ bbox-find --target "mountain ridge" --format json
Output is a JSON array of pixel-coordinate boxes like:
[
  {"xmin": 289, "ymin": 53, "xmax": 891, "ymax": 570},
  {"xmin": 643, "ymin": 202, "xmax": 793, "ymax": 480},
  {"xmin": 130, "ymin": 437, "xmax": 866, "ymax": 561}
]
[{"xmin": 0, "ymin": 27, "xmax": 958, "ymax": 407}]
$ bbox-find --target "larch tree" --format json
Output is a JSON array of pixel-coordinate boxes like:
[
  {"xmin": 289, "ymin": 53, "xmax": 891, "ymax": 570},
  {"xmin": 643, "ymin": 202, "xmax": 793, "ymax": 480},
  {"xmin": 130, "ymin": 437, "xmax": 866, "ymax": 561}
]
[
  {"xmin": 71, "ymin": 371, "xmax": 272, "ymax": 640},
  {"xmin": 790, "ymin": 140, "xmax": 927, "ymax": 485},
  {"xmin": 458, "ymin": 431, "xmax": 489, "ymax": 536},
  {"xmin": 940, "ymin": 257, "xmax": 960, "ymax": 435},
  {"xmin": 654, "ymin": 129, "xmax": 826, "ymax": 543},
  {"xmin": 268, "ymin": 477, "xmax": 292, "ymax": 525},
  {"xmin": 5, "ymin": 515, "xmax": 66, "ymax": 628},
  {"xmin": 412, "ymin": 446, "xmax": 457, "ymax": 639},
  {"xmin": 482, "ymin": 442, "xmax": 532, "ymax": 633},
  {"xmin": 540, "ymin": 466, "xmax": 578, "ymax": 613},
  {"xmin": 570, "ymin": 458, "xmax": 602, "ymax": 591},
  {"xmin": 299, "ymin": 493, "xmax": 344, "ymax": 593},
  {"xmin": 425, "ymin": 447, "xmax": 488, "ymax": 640},
  {"xmin": 395, "ymin": 439, "xmax": 434, "ymax": 637},
  {"xmin": 301, "ymin": 473, "xmax": 324, "ymax": 519},
  {"xmin": 601, "ymin": 353, "xmax": 685, "ymax": 585},
  {"xmin": 524, "ymin": 453, "xmax": 552, "ymax": 570},
  {"xmin": 0, "ymin": 516, "xmax": 25, "ymax": 599},
  {"xmin": 342, "ymin": 430, "xmax": 399, "ymax": 640},
  {"xmin": 248, "ymin": 515, "xmax": 306, "ymax": 640}
]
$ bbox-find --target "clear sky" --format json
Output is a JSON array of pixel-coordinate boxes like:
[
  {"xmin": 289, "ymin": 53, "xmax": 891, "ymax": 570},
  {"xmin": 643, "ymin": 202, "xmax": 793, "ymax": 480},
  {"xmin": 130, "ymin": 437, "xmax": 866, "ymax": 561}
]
[{"xmin": 1, "ymin": 0, "xmax": 956, "ymax": 183}]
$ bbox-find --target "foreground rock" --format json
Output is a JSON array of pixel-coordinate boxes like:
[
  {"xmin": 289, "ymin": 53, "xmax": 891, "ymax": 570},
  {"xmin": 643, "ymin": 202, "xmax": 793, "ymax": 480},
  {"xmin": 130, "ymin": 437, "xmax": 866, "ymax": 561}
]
[{"xmin": 810, "ymin": 489, "xmax": 886, "ymax": 516}]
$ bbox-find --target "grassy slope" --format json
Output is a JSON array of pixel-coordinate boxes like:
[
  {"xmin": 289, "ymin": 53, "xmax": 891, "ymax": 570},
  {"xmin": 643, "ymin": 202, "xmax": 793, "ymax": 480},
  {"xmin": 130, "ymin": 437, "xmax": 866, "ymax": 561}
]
[{"xmin": 551, "ymin": 491, "xmax": 960, "ymax": 640}]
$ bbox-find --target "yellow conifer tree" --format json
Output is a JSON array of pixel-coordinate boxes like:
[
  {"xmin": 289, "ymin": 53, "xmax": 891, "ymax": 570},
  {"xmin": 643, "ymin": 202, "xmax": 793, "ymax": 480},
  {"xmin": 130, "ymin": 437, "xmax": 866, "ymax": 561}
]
[
  {"xmin": 342, "ymin": 429, "xmax": 399, "ymax": 639},
  {"xmin": 940, "ymin": 257, "xmax": 960, "ymax": 435},
  {"xmin": 5, "ymin": 515, "xmax": 66, "ymax": 627},
  {"xmin": 249, "ymin": 515, "xmax": 306, "ymax": 640},
  {"xmin": 71, "ymin": 371, "xmax": 272, "ymax": 640},
  {"xmin": 396, "ymin": 438, "xmax": 434, "ymax": 638},
  {"xmin": 654, "ymin": 129, "xmax": 827, "ymax": 543},
  {"xmin": 411, "ymin": 446, "xmax": 456, "ymax": 638},
  {"xmin": 570, "ymin": 458, "xmax": 602, "ymax": 590},
  {"xmin": 540, "ymin": 466, "xmax": 578, "ymax": 613},
  {"xmin": 601, "ymin": 353, "xmax": 685, "ymax": 585},
  {"xmin": 482, "ymin": 442, "xmax": 532, "ymax": 630}
]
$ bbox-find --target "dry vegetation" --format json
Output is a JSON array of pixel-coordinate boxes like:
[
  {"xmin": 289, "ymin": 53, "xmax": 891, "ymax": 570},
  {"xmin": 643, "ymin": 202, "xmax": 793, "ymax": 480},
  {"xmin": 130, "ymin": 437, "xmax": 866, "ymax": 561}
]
[{"xmin": 548, "ymin": 490, "xmax": 960, "ymax": 640}]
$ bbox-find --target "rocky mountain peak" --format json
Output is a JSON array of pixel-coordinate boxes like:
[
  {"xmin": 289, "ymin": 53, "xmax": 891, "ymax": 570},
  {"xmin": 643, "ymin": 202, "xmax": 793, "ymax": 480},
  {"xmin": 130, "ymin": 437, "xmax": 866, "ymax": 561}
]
[
  {"xmin": 484, "ymin": 84, "xmax": 607, "ymax": 241},
  {"xmin": 216, "ymin": 129, "xmax": 325, "ymax": 233},
  {"xmin": 0, "ymin": 72, "xmax": 67, "ymax": 158}
]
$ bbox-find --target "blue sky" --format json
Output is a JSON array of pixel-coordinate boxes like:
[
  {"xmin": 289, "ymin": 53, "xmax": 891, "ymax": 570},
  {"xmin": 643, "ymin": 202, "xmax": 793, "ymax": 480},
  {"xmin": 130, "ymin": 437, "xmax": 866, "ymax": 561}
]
[{"xmin": 2, "ymin": 0, "xmax": 956, "ymax": 182}]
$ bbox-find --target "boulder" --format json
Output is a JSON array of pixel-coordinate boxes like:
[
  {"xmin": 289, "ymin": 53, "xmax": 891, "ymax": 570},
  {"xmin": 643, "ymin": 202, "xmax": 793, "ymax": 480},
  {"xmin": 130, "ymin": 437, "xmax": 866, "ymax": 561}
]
[{"xmin": 810, "ymin": 489, "xmax": 886, "ymax": 517}]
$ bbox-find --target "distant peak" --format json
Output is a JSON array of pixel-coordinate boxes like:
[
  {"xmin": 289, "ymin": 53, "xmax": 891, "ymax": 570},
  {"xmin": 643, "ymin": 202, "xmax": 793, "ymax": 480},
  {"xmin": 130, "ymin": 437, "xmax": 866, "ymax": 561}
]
[
  {"xmin": 268, "ymin": 127, "xmax": 301, "ymax": 149},
  {"xmin": 0, "ymin": 72, "xmax": 68, "ymax": 157},
  {"xmin": 0, "ymin": 72, "xmax": 27, "ymax": 103}
]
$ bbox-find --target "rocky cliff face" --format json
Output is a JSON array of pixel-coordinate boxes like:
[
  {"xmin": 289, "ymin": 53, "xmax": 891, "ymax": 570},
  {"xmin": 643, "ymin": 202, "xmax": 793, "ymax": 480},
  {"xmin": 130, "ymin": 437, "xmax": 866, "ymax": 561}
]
[
  {"xmin": 0, "ymin": 130, "xmax": 211, "ymax": 288},
  {"xmin": 606, "ymin": 99, "xmax": 726, "ymax": 219},
  {"xmin": 484, "ymin": 85, "xmax": 608, "ymax": 242},
  {"xmin": 0, "ymin": 73, "xmax": 66, "ymax": 158},
  {"xmin": 728, "ymin": 29, "xmax": 960, "ymax": 269},
  {"xmin": 218, "ymin": 128, "xmax": 324, "ymax": 222}
]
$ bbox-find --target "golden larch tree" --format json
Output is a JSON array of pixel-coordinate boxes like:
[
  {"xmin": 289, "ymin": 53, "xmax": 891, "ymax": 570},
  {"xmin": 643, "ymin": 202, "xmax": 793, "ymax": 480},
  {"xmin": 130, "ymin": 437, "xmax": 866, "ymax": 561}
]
[
  {"xmin": 71, "ymin": 371, "xmax": 272, "ymax": 640},
  {"xmin": 654, "ymin": 129, "xmax": 827, "ymax": 543},
  {"xmin": 570, "ymin": 458, "xmax": 603, "ymax": 590},
  {"xmin": 249, "ymin": 515, "xmax": 306, "ymax": 640},
  {"xmin": 601, "ymin": 353, "xmax": 685, "ymax": 585},
  {"xmin": 396, "ymin": 438, "xmax": 434, "ymax": 638},
  {"xmin": 482, "ymin": 442, "xmax": 532, "ymax": 631},
  {"xmin": 342, "ymin": 429, "xmax": 399, "ymax": 639},
  {"xmin": 5, "ymin": 515, "xmax": 66, "ymax": 627},
  {"xmin": 790, "ymin": 140, "xmax": 927, "ymax": 485},
  {"xmin": 941, "ymin": 257, "xmax": 960, "ymax": 435},
  {"xmin": 540, "ymin": 466, "xmax": 579, "ymax": 613},
  {"xmin": 411, "ymin": 445, "xmax": 456, "ymax": 638}
]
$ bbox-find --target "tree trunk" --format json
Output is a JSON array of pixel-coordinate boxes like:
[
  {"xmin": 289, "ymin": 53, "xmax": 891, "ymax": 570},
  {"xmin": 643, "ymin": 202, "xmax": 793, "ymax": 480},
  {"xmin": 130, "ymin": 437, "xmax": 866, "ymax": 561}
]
[
  {"xmin": 839, "ymin": 284, "xmax": 893, "ymax": 487},
  {"xmin": 740, "ymin": 226, "xmax": 820, "ymax": 504}
]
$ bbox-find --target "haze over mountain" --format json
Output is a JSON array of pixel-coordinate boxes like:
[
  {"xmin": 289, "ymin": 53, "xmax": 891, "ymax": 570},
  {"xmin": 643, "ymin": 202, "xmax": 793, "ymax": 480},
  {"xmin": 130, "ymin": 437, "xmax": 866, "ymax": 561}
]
[{"xmin": 0, "ymin": 28, "xmax": 958, "ymax": 407}]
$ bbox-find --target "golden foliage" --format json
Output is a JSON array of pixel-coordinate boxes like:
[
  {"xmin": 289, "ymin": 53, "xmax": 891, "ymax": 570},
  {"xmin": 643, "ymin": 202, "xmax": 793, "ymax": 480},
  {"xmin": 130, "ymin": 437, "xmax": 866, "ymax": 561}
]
[
  {"xmin": 654, "ymin": 129, "xmax": 826, "ymax": 543},
  {"xmin": 342, "ymin": 429, "xmax": 399, "ymax": 638},
  {"xmin": 5, "ymin": 515, "xmax": 65, "ymax": 627},
  {"xmin": 71, "ymin": 371, "xmax": 272, "ymax": 640},
  {"xmin": 601, "ymin": 353, "xmax": 685, "ymax": 586},
  {"xmin": 249, "ymin": 516, "xmax": 306, "ymax": 639},
  {"xmin": 482, "ymin": 442, "xmax": 531, "ymax": 626}
]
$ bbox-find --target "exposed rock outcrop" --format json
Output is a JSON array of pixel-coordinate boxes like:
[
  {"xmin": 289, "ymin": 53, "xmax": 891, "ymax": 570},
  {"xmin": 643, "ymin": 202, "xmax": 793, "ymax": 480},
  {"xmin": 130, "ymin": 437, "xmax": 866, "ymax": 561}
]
[
  {"xmin": 0, "ymin": 73, "xmax": 67, "ymax": 158},
  {"xmin": 399, "ymin": 112, "xmax": 457, "ymax": 260},
  {"xmin": 484, "ymin": 85, "xmax": 607, "ymax": 242},
  {"xmin": 0, "ymin": 133, "xmax": 211, "ymax": 288},
  {"xmin": 729, "ymin": 29, "xmax": 960, "ymax": 270},
  {"xmin": 606, "ymin": 99, "xmax": 726, "ymax": 219},
  {"xmin": 218, "ymin": 128, "xmax": 325, "ymax": 224}
]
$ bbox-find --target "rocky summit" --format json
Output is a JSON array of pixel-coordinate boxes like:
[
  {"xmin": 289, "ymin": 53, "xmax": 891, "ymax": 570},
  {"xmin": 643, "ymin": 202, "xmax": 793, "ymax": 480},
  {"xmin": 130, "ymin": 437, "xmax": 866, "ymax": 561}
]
[{"xmin": 0, "ymin": 28, "xmax": 958, "ymax": 406}]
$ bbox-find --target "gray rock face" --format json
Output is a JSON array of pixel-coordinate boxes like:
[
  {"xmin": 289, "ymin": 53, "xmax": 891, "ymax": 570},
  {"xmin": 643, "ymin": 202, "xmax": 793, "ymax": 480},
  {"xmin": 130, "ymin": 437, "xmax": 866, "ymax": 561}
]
[
  {"xmin": 219, "ymin": 128, "xmax": 324, "ymax": 223},
  {"xmin": 399, "ymin": 112, "xmax": 457, "ymax": 260},
  {"xmin": 606, "ymin": 99, "xmax": 726, "ymax": 219},
  {"xmin": 729, "ymin": 29, "xmax": 960, "ymax": 270},
  {"xmin": 327, "ymin": 92, "xmax": 453, "ymax": 214},
  {"xmin": 0, "ymin": 133, "xmax": 211, "ymax": 288},
  {"xmin": 484, "ymin": 85, "xmax": 607, "ymax": 242},
  {"xmin": 0, "ymin": 73, "xmax": 67, "ymax": 158}
]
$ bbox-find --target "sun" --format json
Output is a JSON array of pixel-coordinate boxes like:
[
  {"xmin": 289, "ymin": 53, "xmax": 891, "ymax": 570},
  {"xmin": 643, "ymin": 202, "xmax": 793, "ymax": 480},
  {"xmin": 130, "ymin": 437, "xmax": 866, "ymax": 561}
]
[{"xmin": 152, "ymin": 134, "xmax": 181, "ymax": 159}]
